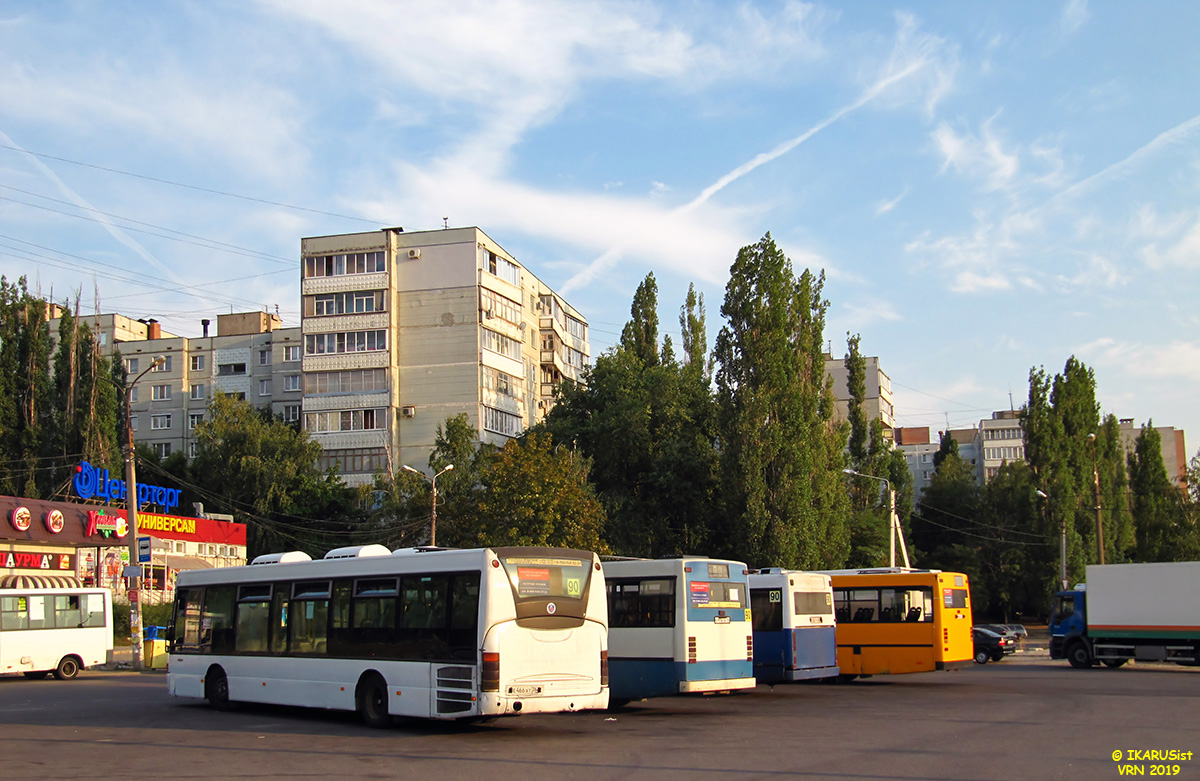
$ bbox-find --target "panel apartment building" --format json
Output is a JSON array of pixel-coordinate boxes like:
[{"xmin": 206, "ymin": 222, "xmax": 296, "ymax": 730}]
[
  {"xmin": 300, "ymin": 226, "xmax": 589, "ymax": 484},
  {"xmin": 49, "ymin": 311, "xmax": 303, "ymax": 461}
]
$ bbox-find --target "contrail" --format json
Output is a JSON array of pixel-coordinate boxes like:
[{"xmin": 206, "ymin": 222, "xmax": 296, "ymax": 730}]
[
  {"xmin": 0, "ymin": 129, "xmax": 180, "ymax": 280},
  {"xmin": 561, "ymin": 58, "xmax": 929, "ymax": 294}
]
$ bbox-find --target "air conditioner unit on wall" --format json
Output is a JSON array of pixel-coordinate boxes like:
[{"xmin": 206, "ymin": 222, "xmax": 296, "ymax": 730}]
[
  {"xmin": 401, "ymin": 405, "xmax": 416, "ymax": 418},
  {"xmin": 408, "ymin": 248, "xmax": 421, "ymax": 259}
]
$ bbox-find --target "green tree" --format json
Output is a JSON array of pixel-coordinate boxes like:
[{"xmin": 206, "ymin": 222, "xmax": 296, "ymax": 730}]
[
  {"xmin": 1022, "ymin": 357, "xmax": 1131, "ymax": 597},
  {"xmin": 542, "ymin": 276, "xmax": 719, "ymax": 557},
  {"xmin": 1128, "ymin": 422, "xmax": 1198, "ymax": 561},
  {"xmin": 933, "ymin": 430, "xmax": 959, "ymax": 471},
  {"xmin": 0, "ymin": 277, "xmax": 53, "ymax": 497},
  {"xmin": 713, "ymin": 234, "xmax": 849, "ymax": 569},
  {"xmin": 471, "ymin": 431, "xmax": 606, "ymax": 550},
  {"xmin": 619, "ymin": 273, "xmax": 660, "ymax": 368}
]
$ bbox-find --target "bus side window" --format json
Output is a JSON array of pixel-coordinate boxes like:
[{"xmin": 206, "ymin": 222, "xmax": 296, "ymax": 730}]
[
  {"xmin": 204, "ymin": 586, "xmax": 236, "ymax": 653},
  {"xmin": 235, "ymin": 587, "xmax": 272, "ymax": 654},
  {"xmin": 54, "ymin": 595, "xmax": 82, "ymax": 628},
  {"xmin": 0, "ymin": 596, "xmax": 28, "ymax": 630},
  {"xmin": 82, "ymin": 594, "xmax": 107, "ymax": 628}
]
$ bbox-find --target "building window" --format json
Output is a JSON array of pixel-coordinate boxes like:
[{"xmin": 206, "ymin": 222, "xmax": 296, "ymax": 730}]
[
  {"xmin": 284, "ymin": 345, "xmax": 301, "ymax": 362},
  {"xmin": 304, "ymin": 408, "xmax": 387, "ymax": 433},
  {"xmin": 283, "ymin": 405, "xmax": 300, "ymax": 422},
  {"xmin": 304, "ymin": 330, "xmax": 387, "ymax": 355},
  {"xmin": 317, "ymin": 447, "xmax": 388, "ymax": 474},
  {"xmin": 191, "ymin": 354, "xmax": 205, "ymax": 371},
  {"xmin": 284, "ymin": 375, "xmax": 301, "ymax": 392},
  {"xmin": 481, "ymin": 328, "xmax": 521, "ymax": 360},
  {"xmin": 151, "ymin": 356, "xmax": 172, "ymax": 372},
  {"xmin": 129, "ymin": 387, "xmax": 139, "ymax": 403},
  {"xmin": 482, "ymin": 249, "xmax": 520, "ymax": 286},
  {"xmin": 302, "ymin": 251, "xmax": 386, "ymax": 279},
  {"xmin": 483, "ymin": 406, "xmax": 522, "ymax": 437},
  {"xmin": 190, "ymin": 383, "xmax": 205, "ymax": 400},
  {"xmin": 124, "ymin": 357, "xmax": 139, "ymax": 374},
  {"xmin": 564, "ymin": 345, "xmax": 585, "ymax": 368},
  {"xmin": 175, "ymin": 541, "xmax": 186, "ymax": 553},
  {"xmin": 259, "ymin": 379, "xmax": 272, "ymax": 396},
  {"xmin": 304, "ymin": 368, "xmax": 387, "ymax": 395},
  {"xmin": 480, "ymin": 288, "xmax": 522, "ymax": 325},
  {"xmin": 565, "ymin": 314, "xmax": 586, "ymax": 341},
  {"xmin": 188, "ymin": 442, "xmax": 197, "ymax": 459},
  {"xmin": 217, "ymin": 363, "xmax": 246, "ymax": 376},
  {"xmin": 259, "ymin": 349, "xmax": 271, "ymax": 366},
  {"xmin": 130, "ymin": 416, "xmax": 138, "ymax": 432},
  {"xmin": 482, "ymin": 366, "xmax": 520, "ymax": 399},
  {"xmin": 305, "ymin": 290, "xmax": 386, "ymax": 317},
  {"xmin": 151, "ymin": 414, "xmax": 172, "ymax": 430},
  {"xmin": 152, "ymin": 384, "xmax": 172, "ymax": 401},
  {"xmin": 189, "ymin": 413, "xmax": 203, "ymax": 430},
  {"xmin": 229, "ymin": 392, "xmax": 246, "ymax": 402},
  {"xmin": 152, "ymin": 442, "xmax": 172, "ymax": 458}
]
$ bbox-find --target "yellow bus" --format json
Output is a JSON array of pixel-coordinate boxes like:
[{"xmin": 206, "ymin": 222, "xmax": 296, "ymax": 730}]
[{"xmin": 824, "ymin": 569, "xmax": 973, "ymax": 679}]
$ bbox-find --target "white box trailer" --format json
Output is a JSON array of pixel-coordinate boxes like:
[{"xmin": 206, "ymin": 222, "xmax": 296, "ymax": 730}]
[{"xmin": 1049, "ymin": 561, "xmax": 1200, "ymax": 668}]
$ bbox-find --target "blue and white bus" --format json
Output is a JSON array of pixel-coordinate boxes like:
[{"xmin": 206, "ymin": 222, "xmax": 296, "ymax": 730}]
[
  {"xmin": 168, "ymin": 545, "xmax": 609, "ymax": 725},
  {"xmin": 603, "ymin": 557, "xmax": 755, "ymax": 705},
  {"xmin": 748, "ymin": 569, "xmax": 838, "ymax": 683}
]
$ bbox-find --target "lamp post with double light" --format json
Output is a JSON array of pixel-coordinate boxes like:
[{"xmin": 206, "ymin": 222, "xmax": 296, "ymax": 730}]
[
  {"xmin": 402, "ymin": 463, "xmax": 454, "ymax": 546},
  {"xmin": 842, "ymin": 468, "xmax": 910, "ymax": 569},
  {"xmin": 123, "ymin": 354, "xmax": 165, "ymax": 671}
]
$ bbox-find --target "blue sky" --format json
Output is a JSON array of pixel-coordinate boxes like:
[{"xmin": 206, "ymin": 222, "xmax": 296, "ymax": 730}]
[{"xmin": 1, "ymin": 1, "xmax": 1198, "ymax": 453}]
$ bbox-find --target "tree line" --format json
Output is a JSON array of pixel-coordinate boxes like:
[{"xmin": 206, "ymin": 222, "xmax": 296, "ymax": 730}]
[{"xmin": 4, "ymin": 233, "xmax": 1199, "ymax": 622}]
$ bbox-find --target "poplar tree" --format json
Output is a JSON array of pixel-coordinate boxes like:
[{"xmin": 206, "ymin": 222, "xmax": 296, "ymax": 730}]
[
  {"xmin": 1128, "ymin": 423, "xmax": 1198, "ymax": 561},
  {"xmin": 713, "ymin": 234, "xmax": 849, "ymax": 569}
]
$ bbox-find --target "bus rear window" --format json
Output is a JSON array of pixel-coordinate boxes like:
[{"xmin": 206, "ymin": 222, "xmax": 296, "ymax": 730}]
[
  {"xmin": 943, "ymin": 588, "xmax": 968, "ymax": 609},
  {"xmin": 689, "ymin": 581, "xmax": 745, "ymax": 609},
  {"xmin": 794, "ymin": 591, "xmax": 833, "ymax": 616}
]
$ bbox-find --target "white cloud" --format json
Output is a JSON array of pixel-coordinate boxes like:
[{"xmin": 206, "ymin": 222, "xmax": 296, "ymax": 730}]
[
  {"xmin": 951, "ymin": 270, "xmax": 1011, "ymax": 293},
  {"xmin": 875, "ymin": 188, "xmax": 908, "ymax": 215},
  {"xmin": 933, "ymin": 115, "xmax": 1021, "ymax": 191},
  {"xmin": 1078, "ymin": 337, "xmax": 1200, "ymax": 384},
  {"xmin": 1061, "ymin": 0, "xmax": 1090, "ymax": 34}
]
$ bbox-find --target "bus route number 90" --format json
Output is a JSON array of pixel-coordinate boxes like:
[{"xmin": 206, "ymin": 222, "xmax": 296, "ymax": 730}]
[{"xmin": 566, "ymin": 578, "xmax": 582, "ymax": 597}]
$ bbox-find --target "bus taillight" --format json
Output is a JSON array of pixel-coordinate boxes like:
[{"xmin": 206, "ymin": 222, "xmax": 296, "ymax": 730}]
[
  {"xmin": 482, "ymin": 652, "xmax": 500, "ymax": 692},
  {"xmin": 600, "ymin": 650, "xmax": 609, "ymax": 686}
]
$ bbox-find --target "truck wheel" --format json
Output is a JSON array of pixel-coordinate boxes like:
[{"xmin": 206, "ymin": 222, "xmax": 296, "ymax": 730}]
[
  {"xmin": 1066, "ymin": 642, "xmax": 1092, "ymax": 669},
  {"xmin": 974, "ymin": 650, "xmax": 989, "ymax": 665},
  {"xmin": 1102, "ymin": 659, "xmax": 1127, "ymax": 668}
]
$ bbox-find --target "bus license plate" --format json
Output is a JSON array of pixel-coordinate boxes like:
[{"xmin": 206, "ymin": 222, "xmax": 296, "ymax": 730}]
[
  {"xmin": 509, "ymin": 685, "xmax": 542, "ymax": 696},
  {"xmin": 714, "ymin": 616, "xmax": 731, "ymax": 624}
]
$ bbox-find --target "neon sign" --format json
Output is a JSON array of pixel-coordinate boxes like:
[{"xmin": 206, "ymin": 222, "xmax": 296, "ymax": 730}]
[
  {"xmin": 85, "ymin": 510, "xmax": 129, "ymax": 539},
  {"xmin": 72, "ymin": 461, "xmax": 182, "ymax": 513}
]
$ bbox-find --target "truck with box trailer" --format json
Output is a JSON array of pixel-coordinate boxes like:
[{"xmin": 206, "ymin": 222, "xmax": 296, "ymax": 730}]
[{"xmin": 1049, "ymin": 561, "xmax": 1200, "ymax": 668}]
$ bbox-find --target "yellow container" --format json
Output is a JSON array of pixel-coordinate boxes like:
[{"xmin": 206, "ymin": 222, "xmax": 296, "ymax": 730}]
[{"xmin": 143, "ymin": 639, "xmax": 168, "ymax": 670}]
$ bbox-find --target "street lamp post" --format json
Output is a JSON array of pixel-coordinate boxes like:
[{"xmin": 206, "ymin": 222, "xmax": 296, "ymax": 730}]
[
  {"xmin": 842, "ymin": 468, "xmax": 910, "ymax": 569},
  {"xmin": 402, "ymin": 464, "xmax": 454, "ymax": 546},
  {"xmin": 1086, "ymin": 433, "xmax": 1105, "ymax": 565},
  {"xmin": 123, "ymin": 355, "xmax": 165, "ymax": 672},
  {"xmin": 1036, "ymin": 489, "xmax": 1066, "ymax": 590}
]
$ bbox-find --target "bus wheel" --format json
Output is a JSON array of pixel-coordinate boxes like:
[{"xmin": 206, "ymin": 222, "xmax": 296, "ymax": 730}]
[
  {"xmin": 23, "ymin": 671, "xmax": 49, "ymax": 680},
  {"xmin": 206, "ymin": 667, "xmax": 235, "ymax": 710},
  {"xmin": 54, "ymin": 656, "xmax": 81, "ymax": 680},
  {"xmin": 358, "ymin": 674, "xmax": 391, "ymax": 729},
  {"xmin": 1103, "ymin": 659, "xmax": 1127, "ymax": 668},
  {"xmin": 1066, "ymin": 642, "xmax": 1092, "ymax": 669}
]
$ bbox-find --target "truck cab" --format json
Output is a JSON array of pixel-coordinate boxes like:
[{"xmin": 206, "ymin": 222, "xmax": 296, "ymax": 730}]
[{"xmin": 1048, "ymin": 589, "xmax": 1087, "ymax": 664}]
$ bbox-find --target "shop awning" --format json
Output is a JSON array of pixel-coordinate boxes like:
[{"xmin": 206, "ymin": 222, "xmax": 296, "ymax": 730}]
[
  {"xmin": 154, "ymin": 554, "xmax": 214, "ymax": 571},
  {"xmin": 0, "ymin": 574, "xmax": 83, "ymax": 589}
]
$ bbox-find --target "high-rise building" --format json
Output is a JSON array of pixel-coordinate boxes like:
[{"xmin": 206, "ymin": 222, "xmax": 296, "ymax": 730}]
[
  {"xmin": 824, "ymin": 354, "xmax": 895, "ymax": 442},
  {"xmin": 300, "ymin": 226, "xmax": 589, "ymax": 485}
]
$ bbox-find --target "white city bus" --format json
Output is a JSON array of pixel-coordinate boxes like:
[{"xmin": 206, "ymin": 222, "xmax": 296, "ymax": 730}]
[
  {"xmin": 748, "ymin": 569, "xmax": 839, "ymax": 683},
  {"xmin": 167, "ymin": 545, "xmax": 609, "ymax": 725},
  {"xmin": 603, "ymin": 557, "xmax": 756, "ymax": 705},
  {"xmin": 0, "ymin": 588, "xmax": 113, "ymax": 679}
]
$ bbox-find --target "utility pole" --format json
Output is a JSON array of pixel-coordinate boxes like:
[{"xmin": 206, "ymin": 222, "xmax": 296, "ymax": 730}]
[
  {"xmin": 1087, "ymin": 433, "xmax": 1105, "ymax": 565},
  {"xmin": 124, "ymin": 355, "xmax": 165, "ymax": 671}
]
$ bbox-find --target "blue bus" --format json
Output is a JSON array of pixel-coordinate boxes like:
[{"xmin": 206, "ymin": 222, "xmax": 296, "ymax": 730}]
[
  {"xmin": 748, "ymin": 569, "xmax": 838, "ymax": 683},
  {"xmin": 603, "ymin": 557, "xmax": 756, "ymax": 705}
]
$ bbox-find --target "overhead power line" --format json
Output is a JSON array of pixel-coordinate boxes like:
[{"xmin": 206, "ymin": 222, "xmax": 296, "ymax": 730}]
[{"xmin": 0, "ymin": 143, "xmax": 386, "ymax": 226}]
